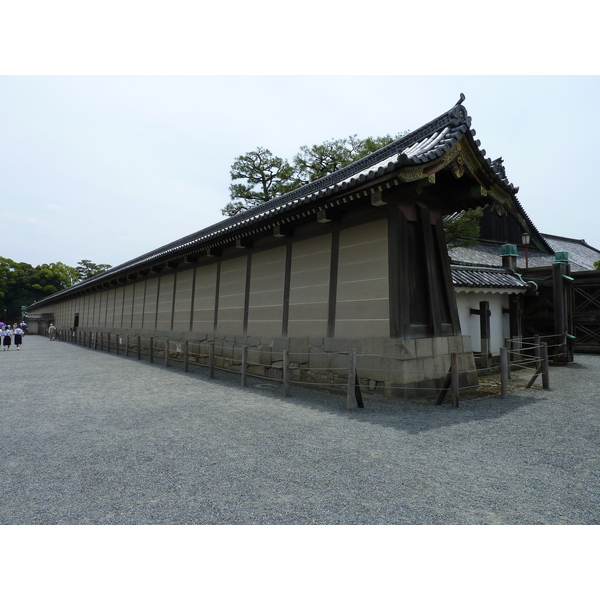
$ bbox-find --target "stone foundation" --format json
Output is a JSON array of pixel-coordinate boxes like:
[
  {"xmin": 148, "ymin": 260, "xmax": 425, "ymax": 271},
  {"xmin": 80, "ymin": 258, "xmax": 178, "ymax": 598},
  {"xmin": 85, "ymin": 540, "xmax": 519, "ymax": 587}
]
[{"xmin": 73, "ymin": 327, "xmax": 478, "ymax": 400}]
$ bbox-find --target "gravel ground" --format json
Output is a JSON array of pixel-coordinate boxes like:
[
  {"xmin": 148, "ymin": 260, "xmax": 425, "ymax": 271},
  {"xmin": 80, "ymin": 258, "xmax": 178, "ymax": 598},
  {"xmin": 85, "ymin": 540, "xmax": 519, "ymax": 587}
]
[{"xmin": 1, "ymin": 335, "xmax": 599, "ymax": 524}]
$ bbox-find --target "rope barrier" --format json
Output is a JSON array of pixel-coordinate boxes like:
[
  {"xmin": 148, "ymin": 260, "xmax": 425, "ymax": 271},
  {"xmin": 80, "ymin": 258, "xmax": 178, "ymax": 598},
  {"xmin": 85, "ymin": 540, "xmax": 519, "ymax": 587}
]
[{"xmin": 61, "ymin": 331, "xmax": 557, "ymax": 407}]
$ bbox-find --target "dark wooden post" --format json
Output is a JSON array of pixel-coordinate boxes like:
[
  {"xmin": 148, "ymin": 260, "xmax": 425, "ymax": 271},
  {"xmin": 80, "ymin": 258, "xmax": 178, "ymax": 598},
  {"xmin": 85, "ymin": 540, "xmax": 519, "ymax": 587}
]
[
  {"xmin": 208, "ymin": 342, "xmax": 215, "ymax": 378},
  {"xmin": 107, "ymin": 333, "xmax": 111, "ymax": 353},
  {"xmin": 504, "ymin": 338, "xmax": 512, "ymax": 379},
  {"xmin": 241, "ymin": 345, "xmax": 248, "ymax": 386},
  {"xmin": 470, "ymin": 301, "xmax": 491, "ymax": 368},
  {"xmin": 184, "ymin": 340, "xmax": 189, "ymax": 372},
  {"xmin": 450, "ymin": 352, "xmax": 459, "ymax": 408},
  {"xmin": 541, "ymin": 342, "xmax": 550, "ymax": 390},
  {"xmin": 346, "ymin": 349, "xmax": 358, "ymax": 411},
  {"xmin": 509, "ymin": 294, "xmax": 523, "ymax": 340},
  {"xmin": 137, "ymin": 335, "xmax": 141, "ymax": 360},
  {"xmin": 553, "ymin": 263, "xmax": 566, "ymax": 340},
  {"xmin": 500, "ymin": 346, "xmax": 509, "ymax": 399},
  {"xmin": 125, "ymin": 335, "xmax": 129, "ymax": 357},
  {"xmin": 165, "ymin": 339, "xmax": 169, "ymax": 367},
  {"xmin": 149, "ymin": 337, "xmax": 154, "ymax": 363},
  {"xmin": 283, "ymin": 349, "xmax": 290, "ymax": 397}
]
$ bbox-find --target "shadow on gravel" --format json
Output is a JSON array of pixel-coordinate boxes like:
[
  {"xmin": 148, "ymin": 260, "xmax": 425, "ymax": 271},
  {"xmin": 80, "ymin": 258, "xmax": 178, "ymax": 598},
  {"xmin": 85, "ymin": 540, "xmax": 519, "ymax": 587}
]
[
  {"xmin": 81, "ymin": 349, "xmax": 551, "ymax": 436},
  {"xmin": 281, "ymin": 390, "xmax": 547, "ymax": 435},
  {"xmin": 178, "ymin": 364, "xmax": 549, "ymax": 435}
]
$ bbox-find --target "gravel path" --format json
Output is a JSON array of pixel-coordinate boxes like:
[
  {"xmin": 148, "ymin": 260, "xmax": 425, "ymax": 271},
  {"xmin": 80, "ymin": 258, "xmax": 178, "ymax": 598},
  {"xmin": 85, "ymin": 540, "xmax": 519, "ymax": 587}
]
[{"xmin": 1, "ymin": 335, "xmax": 598, "ymax": 524}]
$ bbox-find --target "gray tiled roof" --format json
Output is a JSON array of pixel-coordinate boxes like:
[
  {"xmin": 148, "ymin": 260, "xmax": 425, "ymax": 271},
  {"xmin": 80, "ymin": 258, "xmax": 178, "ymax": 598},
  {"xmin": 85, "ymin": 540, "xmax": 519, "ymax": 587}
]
[
  {"xmin": 449, "ymin": 235, "xmax": 600, "ymax": 272},
  {"xmin": 80, "ymin": 94, "xmax": 513, "ymax": 281},
  {"xmin": 542, "ymin": 234, "xmax": 600, "ymax": 271},
  {"xmin": 451, "ymin": 265, "xmax": 529, "ymax": 290},
  {"xmin": 30, "ymin": 94, "xmax": 518, "ymax": 307}
]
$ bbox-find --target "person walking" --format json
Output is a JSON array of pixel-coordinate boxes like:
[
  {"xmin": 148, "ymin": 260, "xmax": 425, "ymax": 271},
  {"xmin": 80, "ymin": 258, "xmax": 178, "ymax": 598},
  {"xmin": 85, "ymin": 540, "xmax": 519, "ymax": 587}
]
[
  {"xmin": 2, "ymin": 325, "xmax": 12, "ymax": 351},
  {"xmin": 48, "ymin": 323, "xmax": 57, "ymax": 341},
  {"xmin": 13, "ymin": 325, "xmax": 24, "ymax": 350}
]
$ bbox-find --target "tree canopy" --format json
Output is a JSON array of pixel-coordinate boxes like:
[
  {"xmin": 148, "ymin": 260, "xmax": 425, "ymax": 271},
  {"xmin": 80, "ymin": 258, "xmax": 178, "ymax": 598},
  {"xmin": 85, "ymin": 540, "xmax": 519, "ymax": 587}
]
[
  {"xmin": 444, "ymin": 208, "xmax": 484, "ymax": 247},
  {"xmin": 221, "ymin": 133, "xmax": 407, "ymax": 217},
  {"xmin": 0, "ymin": 257, "xmax": 111, "ymax": 323},
  {"xmin": 76, "ymin": 259, "xmax": 113, "ymax": 281},
  {"xmin": 221, "ymin": 131, "xmax": 482, "ymax": 246}
]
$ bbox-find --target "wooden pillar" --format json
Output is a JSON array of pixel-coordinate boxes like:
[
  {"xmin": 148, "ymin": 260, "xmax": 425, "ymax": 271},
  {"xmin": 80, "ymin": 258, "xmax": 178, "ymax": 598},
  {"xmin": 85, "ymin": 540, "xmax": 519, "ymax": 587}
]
[
  {"xmin": 450, "ymin": 352, "xmax": 459, "ymax": 408},
  {"xmin": 208, "ymin": 341, "xmax": 215, "ymax": 378},
  {"xmin": 470, "ymin": 300, "xmax": 491, "ymax": 368},
  {"xmin": 387, "ymin": 205, "xmax": 410, "ymax": 338},
  {"xmin": 541, "ymin": 342, "xmax": 550, "ymax": 390},
  {"xmin": 241, "ymin": 345, "xmax": 248, "ymax": 386},
  {"xmin": 283, "ymin": 349, "xmax": 290, "ymax": 397},
  {"xmin": 553, "ymin": 263, "xmax": 566, "ymax": 338},
  {"xmin": 346, "ymin": 348, "xmax": 358, "ymax": 411},
  {"xmin": 500, "ymin": 346, "xmax": 509, "ymax": 399},
  {"xmin": 509, "ymin": 294, "xmax": 523, "ymax": 340},
  {"xmin": 417, "ymin": 203, "xmax": 442, "ymax": 337}
]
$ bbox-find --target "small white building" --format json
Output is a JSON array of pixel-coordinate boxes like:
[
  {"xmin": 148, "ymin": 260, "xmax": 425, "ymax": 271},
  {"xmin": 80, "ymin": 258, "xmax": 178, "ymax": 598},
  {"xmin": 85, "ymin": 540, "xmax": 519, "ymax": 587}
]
[{"xmin": 451, "ymin": 264, "xmax": 530, "ymax": 361}]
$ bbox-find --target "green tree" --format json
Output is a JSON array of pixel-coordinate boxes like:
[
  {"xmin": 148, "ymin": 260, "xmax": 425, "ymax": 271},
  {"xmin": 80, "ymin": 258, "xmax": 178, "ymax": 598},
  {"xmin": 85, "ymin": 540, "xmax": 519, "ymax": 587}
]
[
  {"xmin": 594, "ymin": 260, "xmax": 600, "ymax": 270},
  {"xmin": 222, "ymin": 133, "xmax": 485, "ymax": 248},
  {"xmin": 292, "ymin": 134, "xmax": 406, "ymax": 186},
  {"xmin": 444, "ymin": 208, "xmax": 484, "ymax": 247},
  {"xmin": 222, "ymin": 147, "xmax": 299, "ymax": 216},
  {"xmin": 0, "ymin": 258, "xmax": 102, "ymax": 323},
  {"xmin": 76, "ymin": 259, "xmax": 112, "ymax": 280},
  {"xmin": 222, "ymin": 133, "xmax": 407, "ymax": 217}
]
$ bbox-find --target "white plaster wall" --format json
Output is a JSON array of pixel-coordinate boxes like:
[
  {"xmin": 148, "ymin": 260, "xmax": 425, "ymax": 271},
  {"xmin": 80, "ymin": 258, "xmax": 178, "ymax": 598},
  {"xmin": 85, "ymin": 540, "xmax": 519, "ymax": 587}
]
[{"xmin": 455, "ymin": 290, "xmax": 513, "ymax": 355}]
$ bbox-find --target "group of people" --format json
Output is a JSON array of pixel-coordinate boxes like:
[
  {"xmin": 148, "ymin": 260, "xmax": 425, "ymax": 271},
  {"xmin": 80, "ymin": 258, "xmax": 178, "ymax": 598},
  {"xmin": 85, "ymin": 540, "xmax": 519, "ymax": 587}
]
[{"xmin": 1, "ymin": 321, "xmax": 26, "ymax": 351}]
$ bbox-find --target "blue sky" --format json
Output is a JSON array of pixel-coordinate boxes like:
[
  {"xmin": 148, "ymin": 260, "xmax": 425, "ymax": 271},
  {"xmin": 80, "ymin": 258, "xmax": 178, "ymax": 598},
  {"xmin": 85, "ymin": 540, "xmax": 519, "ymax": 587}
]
[
  {"xmin": 2, "ymin": 75, "xmax": 599, "ymax": 269},
  {"xmin": 1, "ymin": 3, "xmax": 598, "ymax": 273}
]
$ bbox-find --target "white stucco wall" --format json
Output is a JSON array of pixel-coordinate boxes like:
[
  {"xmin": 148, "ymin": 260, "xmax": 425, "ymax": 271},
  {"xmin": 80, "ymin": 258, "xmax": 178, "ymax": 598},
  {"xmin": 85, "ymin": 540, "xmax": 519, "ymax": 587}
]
[{"xmin": 455, "ymin": 289, "xmax": 519, "ymax": 355}]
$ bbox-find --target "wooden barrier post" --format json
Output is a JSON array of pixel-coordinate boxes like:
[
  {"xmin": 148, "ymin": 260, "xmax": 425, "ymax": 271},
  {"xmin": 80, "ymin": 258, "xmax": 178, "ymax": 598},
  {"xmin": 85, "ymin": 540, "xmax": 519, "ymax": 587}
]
[
  {"xmin": 504, "ymin": 338, "xmax": 512, "ymax": 379},
  {"xmin": 107, "ymin": 333, "xmax": 111, "ymax": 353},
  {"xmin": 527, "ymin": 336, "xmax": 548, "ymax": 389},
  {"xmin": 283, "ymin": 349, "xmax": 290, "ymax": 397},
  {"xmin": 149, "ymin": 337, "xmax": 154, "ymax": 363},
  {"xmin": 241, "ymin": 345, "xmax": 248, "ymax": 386},
  {"xmin": 346, "ymin": 349, "xmax": 358, "ymax": 411},
  {"xmin": 541, "ymin": 342, "xmax": 550, "ymax": 390},
  {"xmin": 471, "ymin": 301, "xmax": 491, "ymax": 368},
  {"xmin": 534, "ymin": 334, "xmax": 541, "ymax": 365},
  {"xmin": 500, "ymin": 346, "xmax": 509, "ymax": 399},
  {"xmin": 184, "ymin": 340, "xmax": 189, "ymax": 372},
  {"xmin": 165, "ymin": 339, "xmax": 169, "ymax": 367},
  {"xmin": 208, "ymin": 342, "xmax": 215, "ymax": 378},
  {"xmin": 137, "ymin": 336, "xmax": 141, "ymax": 360},
  {"xmin": 450, "ymin": 352, "xmax": 459, "ymax": 408}
]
